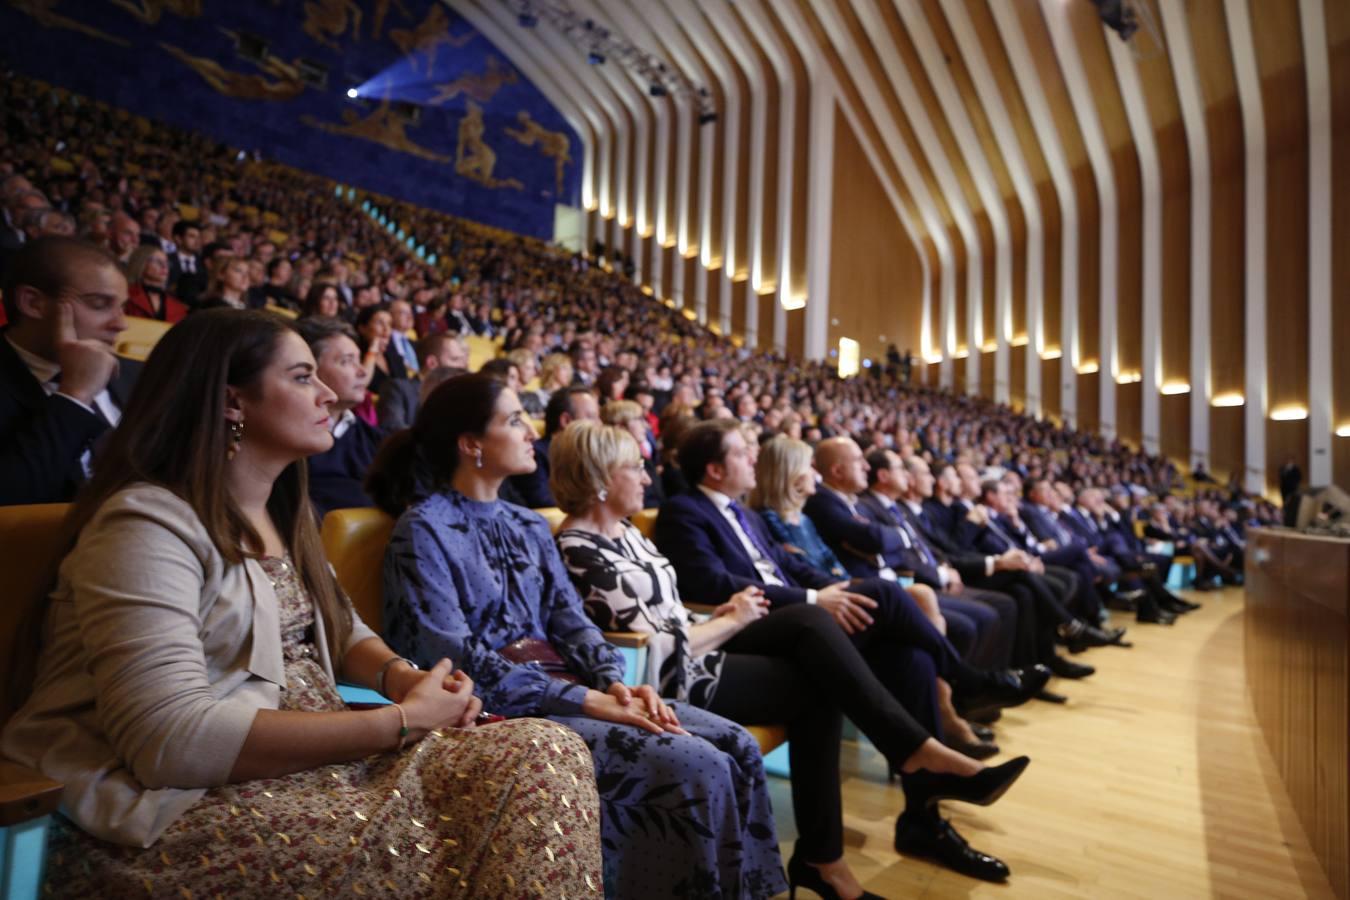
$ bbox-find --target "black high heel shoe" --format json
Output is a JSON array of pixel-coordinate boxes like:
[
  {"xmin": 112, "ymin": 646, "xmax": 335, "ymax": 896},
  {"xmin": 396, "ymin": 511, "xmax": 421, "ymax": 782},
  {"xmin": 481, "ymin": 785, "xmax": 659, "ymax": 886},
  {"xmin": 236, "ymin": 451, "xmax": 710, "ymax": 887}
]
[
  {"xmin": 901, "ymin": 755, "xmax": 1030, "ymax": 810},
  {"xmin": 786, "ymin": 853, "xmax": 886, "ymax": 900}
]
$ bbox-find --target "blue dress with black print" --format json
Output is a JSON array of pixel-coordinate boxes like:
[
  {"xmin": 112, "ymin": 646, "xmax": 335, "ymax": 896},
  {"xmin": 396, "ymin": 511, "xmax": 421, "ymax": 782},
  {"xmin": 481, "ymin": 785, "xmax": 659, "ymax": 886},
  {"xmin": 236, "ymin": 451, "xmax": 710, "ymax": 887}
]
[{"xmin": 381, "ymin": 490, "xmax": 787, "ymax": 899}]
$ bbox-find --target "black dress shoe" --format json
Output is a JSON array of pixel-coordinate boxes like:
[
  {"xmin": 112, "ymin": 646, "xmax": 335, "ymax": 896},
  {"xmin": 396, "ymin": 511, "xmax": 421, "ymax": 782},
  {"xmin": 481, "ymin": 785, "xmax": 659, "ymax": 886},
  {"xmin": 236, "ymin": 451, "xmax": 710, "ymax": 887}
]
[
  {"xmin": 894, "ymin": 814, "xmax": 1010, "ymax": 882},
  {"xmin": 961, "ymin": 665, "xmax": 1052, "ymax": 712},
  {"xmin": 787, "ymin": 852, "xmax": 886, "ymax": 900},
  {"xmin": 971, "ymin": 723, "xmax": 996, "ymax": 742},
  {"xmin": 902, "ymin": 755, "xmax": 1030, "ymax": 810},
  {"xmin": 1164, "ymin": 594, "xmax": 1201, "ymax": 612},
  {"xmin": 944, "ymin": 735, "xmax": 1000, "ymax": 760},
  {"xmin": 1034, "ymin": 688, "xmax": 1068, "ymax": 703},
  {"xmin": 1106, "ymin": 590, "xmax": 1142, "ymax": 612},
  {"xmin": 1046, "ymin": 655, "xmax": 1095, "ymax": 679},
  {"xmin": 1137, "ymin": 606, "xmax": 1176, "ymax": 625},
  {"xmin": 1063, "ymin": 621, "xmax": 1129, "ymax": 654}
]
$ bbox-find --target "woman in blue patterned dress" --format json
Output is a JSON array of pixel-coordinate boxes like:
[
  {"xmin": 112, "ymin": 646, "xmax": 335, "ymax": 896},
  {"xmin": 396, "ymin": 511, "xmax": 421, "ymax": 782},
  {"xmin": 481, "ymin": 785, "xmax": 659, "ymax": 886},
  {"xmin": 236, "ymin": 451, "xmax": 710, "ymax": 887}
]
[{"xmin": 369, "ymin": 373, "xmax": 788, "ymax": 899}]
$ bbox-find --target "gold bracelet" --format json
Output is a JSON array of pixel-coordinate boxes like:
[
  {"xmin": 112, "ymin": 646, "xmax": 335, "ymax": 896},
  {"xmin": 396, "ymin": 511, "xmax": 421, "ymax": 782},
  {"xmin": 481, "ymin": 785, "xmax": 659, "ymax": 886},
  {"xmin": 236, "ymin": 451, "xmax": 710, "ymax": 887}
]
[{"xmin": 393, "ymin": 703, "xmax": 410, "ymax": 752}]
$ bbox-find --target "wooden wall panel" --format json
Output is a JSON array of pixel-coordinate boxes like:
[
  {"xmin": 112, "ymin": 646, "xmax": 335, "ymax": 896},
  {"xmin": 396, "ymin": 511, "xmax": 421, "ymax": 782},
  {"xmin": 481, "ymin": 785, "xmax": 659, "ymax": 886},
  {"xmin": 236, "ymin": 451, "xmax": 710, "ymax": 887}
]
[
  {"xmin": 705, "ymin": 267, "xmax": 722, "ymax": 330},
  {"xmin": 786, "ymin": 305, "xmax": 805, "ymax": 360},
  {"xmin": 1011, "ymin": 345, "xmax": 1027, "ymax": 411},
  {"xmin": 1074, "ymin": 164, "xmax": 1100, "ymax": 432},
  {"xmin": 1255, "ymin": 6, "xmax": 1311, "ymax": 496},
  {"xmin": 826, "ymin": 108, "xmax": 924, "ymax": 363},
  {"xmin": 1332, "ymin": 3, "xmax": 1350, "ymax": 487},
  {"xmin": 731, "ymin": 279, "xmax": 747, "ymax": 341},
  {"xmin": 1114, "ymin": 142, "xmax": 1144, "ymax": 445}
]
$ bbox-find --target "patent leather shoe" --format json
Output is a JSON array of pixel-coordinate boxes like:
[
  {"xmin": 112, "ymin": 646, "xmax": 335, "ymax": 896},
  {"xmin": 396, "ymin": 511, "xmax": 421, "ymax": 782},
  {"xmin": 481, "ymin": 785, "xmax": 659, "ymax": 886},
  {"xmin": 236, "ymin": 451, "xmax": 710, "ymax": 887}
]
[
  {"xmin": 786, "ymin": 853, "xmax": 885, "ymax": 900},
  {"xmin": 902, "ymin": 755, "xmax": 1030, "ymax": 810},
  {"xmin": 894, "ymin": 814, "xmax": 1010, "ymax": 882},
  {"xmin": 1136, "ymin": 605, "xmax": 1176, "ymax": 625},
  {"xmin": 1046, "ymin": 655, "xmax": 1095, "ymax": 679}
]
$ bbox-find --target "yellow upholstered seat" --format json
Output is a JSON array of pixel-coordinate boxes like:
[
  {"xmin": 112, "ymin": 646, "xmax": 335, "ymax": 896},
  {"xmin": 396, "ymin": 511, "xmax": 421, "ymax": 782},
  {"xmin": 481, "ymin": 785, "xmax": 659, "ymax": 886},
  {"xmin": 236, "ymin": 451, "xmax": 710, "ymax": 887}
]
[
  {"xmin": 115, "ymin": 316, "xmax": 172, "ymax": 361},
  {"xmin": 320, "ymin": 507, "xmax": 395, "ymax": 631},
  {"xmin": 534, "ymin": 506, "xmax": 567, "ymax": 535},
  {"xmin": 631, "ymin": 509, "xmax": 658, "ymax": 539}
]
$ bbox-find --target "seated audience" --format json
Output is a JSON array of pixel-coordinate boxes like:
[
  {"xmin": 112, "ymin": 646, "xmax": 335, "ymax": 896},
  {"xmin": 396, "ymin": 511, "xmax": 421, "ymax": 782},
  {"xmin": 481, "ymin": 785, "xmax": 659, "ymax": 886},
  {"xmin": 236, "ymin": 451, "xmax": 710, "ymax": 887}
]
[
  {"xmin": 298, "ymin": 281, "xmax": 342, "ymax": 319},
  {"xmin": 0, "ymin": 237, "xmax": 140, "ymax": 505},
  {"xmin": 260, "ymin": 257, "xmax": 298, "ymax": 310},
  {"xmin": 370, "ymin": 373, "xmax": 790, "ymax": 898},
  {"xmin": 555, "ymin": 421, "xmax": 1032, "ymax": 885},
  {"xmin": 1, "ymin": 310, "xmax": 602, "ymax": 896},
  {"xmin": 354, "ymin": 305, "xmax": 407, "ymax": 393},
  {"xmin": 124, "ymin": 244, "xmax": 188, "ymax": 323},
  {"xmin": 807, "ymin": 437, "xmax": 1013, "ymax": 670},
  {"xmin": 293, "ymin": 316, "xmax": 384, "ymax": 515}
]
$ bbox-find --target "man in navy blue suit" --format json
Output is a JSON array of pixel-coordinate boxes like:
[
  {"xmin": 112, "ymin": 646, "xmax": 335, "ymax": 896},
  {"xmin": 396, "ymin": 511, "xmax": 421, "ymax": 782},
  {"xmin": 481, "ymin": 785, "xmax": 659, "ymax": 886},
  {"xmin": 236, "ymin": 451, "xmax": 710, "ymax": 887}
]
[
  {"xmin": 805, "ymin": 437, "xmax": 1009, "ymax": 672},
  {"xmin": 1018, "ymin": 478, "xmax": 1118, "ymax": 624},
  {"xmin": 967, "ymin": 478, "xmax": 1127, "ymax": 654}
]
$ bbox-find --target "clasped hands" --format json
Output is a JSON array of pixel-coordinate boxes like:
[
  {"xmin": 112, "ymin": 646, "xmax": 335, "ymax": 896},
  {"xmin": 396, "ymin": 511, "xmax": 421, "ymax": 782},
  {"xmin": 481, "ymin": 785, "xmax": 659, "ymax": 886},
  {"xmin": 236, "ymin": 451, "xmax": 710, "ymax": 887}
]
[{"xmin": 386, "ymin": 658, "xmax": 483, "ymax": 741}]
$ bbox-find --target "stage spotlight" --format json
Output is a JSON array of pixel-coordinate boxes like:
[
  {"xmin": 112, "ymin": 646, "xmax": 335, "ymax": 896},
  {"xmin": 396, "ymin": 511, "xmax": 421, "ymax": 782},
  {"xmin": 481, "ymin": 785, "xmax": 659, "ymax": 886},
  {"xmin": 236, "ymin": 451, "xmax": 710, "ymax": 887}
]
[
  {"xmin": 517, "ymin": 12, "xmax": 538, "ymax": 27},
  {"xmin": 588, "ymin": 52, "xmax": 605, "ymax": 65},
  {"xmin": 346, "ymin": 87, "xmax": 358, "ymax": 99}
]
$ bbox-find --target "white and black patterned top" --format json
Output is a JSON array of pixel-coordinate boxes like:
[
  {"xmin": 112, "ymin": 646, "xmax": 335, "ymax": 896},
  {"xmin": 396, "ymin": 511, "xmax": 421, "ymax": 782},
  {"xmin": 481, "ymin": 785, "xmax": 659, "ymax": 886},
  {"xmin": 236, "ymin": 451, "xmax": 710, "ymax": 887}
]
[{"xmin": 557, "ymin": 523, "xmax": 726, "ymax": 706}]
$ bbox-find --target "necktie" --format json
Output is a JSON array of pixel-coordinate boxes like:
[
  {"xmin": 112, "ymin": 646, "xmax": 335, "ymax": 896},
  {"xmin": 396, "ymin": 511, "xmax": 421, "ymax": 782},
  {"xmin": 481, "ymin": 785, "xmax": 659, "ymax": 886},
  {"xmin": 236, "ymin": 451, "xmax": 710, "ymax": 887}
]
[
  {"xmin": 898, "ymin": 509, "xmax": 938, "ymax": 569},
  {"xmin": 728, "ymin": 501, "xmax": 788, "ymax": 584}
]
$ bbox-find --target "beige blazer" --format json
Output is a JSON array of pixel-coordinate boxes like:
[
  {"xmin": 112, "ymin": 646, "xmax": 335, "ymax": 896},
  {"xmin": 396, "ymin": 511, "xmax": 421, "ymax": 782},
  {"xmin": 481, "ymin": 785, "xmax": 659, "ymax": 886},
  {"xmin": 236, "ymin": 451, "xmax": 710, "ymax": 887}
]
[{"xmin": 1, "ymin": 484, "xmax": 376, "ymax": 847}]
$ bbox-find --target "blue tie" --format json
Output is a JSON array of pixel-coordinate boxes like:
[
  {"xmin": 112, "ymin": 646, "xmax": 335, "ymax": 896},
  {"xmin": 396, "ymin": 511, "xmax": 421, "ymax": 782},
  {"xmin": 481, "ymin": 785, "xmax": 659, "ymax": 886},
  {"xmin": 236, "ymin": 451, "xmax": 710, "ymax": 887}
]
[{"xmin": 728, "ymin": 501, "xmax": 789, "ymax": 584}]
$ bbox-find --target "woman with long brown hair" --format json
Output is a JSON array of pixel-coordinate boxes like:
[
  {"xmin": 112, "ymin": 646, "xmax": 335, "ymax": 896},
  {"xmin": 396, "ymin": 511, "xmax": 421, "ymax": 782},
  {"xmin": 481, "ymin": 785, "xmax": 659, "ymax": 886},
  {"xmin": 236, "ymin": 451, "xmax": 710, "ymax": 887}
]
[{"xmin": 2, "ymin": 310, "xmax": 602, "ymax": 898}]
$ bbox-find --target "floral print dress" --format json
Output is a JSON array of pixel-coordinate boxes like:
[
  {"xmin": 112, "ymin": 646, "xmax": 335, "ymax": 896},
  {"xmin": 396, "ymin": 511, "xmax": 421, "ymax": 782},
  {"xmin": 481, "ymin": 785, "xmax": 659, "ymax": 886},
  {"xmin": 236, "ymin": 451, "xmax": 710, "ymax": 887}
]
[
  {"xmin": 40, "ymin": 555, "xmax": 603, "ymax": 899},
  {"xmin": 382, "ymin": 491, "xmax": 788, "ymax": 899}
]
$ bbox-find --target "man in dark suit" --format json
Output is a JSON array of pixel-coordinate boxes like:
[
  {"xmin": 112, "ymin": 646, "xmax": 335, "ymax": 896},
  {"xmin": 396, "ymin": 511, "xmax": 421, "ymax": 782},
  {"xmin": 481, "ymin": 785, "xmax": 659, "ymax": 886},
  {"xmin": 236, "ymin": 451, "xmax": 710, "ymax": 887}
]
[
  {"xmin": 167, "ymin": 221, "xmax": 204, "ymax": 305},
  {"xmin": 1078, "ymin": 487, "xmax": 1196, "ymax": 621},
  {"xmin": 1, "ymin": 237, "xmax": 141, "ymax": 505},
  {"xmin": 507, "ymin": 385, "xmax": 598, "ymax": 508},
  {"xmin": 1019, "ymin": 478, "xmax": 1116, "ymax": 624},
  {"xmin": 805, "ymin": 437, "xmax": 1003, "ymax": 670}
]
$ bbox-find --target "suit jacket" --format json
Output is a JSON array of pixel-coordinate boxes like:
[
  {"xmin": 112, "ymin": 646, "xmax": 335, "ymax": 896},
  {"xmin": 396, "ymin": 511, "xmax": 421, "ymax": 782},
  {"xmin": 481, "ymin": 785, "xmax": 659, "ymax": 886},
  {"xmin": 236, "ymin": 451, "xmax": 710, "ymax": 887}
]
[
  {"xmin": 0, "ymin": 335, "xmax": 141, "ymax": 505},
  {"xmin": 869, "ymin": 495, "xmax": 992, "ymax": 586},
  {"xmin": 508, "ymin": 436, "xmax": 555, "ymax": 509},
  {"xmin": 803, "ymin": 487, "xmax": 905, "ymax": 580},
  {"xmin": 854, "ymin": 493, "xmax": 943, "ymax": 586},
  {"xmin": 924, "ymin": 496, "xmax": 982, "ymax": 553},
  {"xmin": 374, "ymin": 378, "xmax": 420, "ymax": 431},
  {"xmin": 0, "ymin": 484, "xmax": 377, "ymax": 847},
  {"xmin": 654, "ymin": 489, "xmax": 831, "ymax": 608}
]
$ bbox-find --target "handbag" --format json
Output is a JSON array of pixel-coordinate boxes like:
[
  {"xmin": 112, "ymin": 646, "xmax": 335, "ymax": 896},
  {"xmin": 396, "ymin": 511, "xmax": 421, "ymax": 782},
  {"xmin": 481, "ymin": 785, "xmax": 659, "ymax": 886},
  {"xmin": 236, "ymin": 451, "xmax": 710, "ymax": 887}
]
[{"xmin": 497, "ymin": 637, "xmax": 580, "ymax": 683}]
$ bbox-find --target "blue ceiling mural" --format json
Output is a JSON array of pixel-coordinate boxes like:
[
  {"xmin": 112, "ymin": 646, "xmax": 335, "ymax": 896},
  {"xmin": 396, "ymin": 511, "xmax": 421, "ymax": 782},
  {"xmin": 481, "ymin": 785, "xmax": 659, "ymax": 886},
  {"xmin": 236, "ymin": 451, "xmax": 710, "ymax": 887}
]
[{"xmin": 0, "ymin": 0, "xmax": 579, "ymax": 238}]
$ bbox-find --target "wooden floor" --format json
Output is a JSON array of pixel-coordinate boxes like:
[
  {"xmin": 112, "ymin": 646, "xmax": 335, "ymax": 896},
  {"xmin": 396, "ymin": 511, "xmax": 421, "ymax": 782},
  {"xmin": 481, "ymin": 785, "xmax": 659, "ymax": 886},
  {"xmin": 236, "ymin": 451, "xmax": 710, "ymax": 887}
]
[{"xmin": 769, "ymin": 588, "xmax": 1339, "ymax": 899}]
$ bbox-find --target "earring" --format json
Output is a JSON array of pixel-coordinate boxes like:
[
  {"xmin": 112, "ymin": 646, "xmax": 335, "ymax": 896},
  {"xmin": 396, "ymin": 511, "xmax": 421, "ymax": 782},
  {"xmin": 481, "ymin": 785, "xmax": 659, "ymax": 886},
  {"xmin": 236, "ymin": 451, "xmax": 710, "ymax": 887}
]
[
  {"xmin": 227, "ymin": 419, "xmax": 244, "ymax": 461},
  {"xmin": 474, "ymin": 448, "xmax": 484, "ymax": 469},
  {"xmin": 597, "ymin": 488, "xmax": 608, "ymax": 503}
]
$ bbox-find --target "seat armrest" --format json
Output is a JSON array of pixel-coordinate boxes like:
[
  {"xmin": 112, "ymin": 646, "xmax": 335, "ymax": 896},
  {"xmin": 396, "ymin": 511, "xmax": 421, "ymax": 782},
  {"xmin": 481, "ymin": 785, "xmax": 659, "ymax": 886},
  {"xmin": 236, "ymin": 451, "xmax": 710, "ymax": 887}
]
[
  {"xmin": 604, "ymin": 631, "xmax": 649, "ymax": 649},
  {"xmin": 0, "ymin": 761, "xmax": 62, "ymax": 826}
]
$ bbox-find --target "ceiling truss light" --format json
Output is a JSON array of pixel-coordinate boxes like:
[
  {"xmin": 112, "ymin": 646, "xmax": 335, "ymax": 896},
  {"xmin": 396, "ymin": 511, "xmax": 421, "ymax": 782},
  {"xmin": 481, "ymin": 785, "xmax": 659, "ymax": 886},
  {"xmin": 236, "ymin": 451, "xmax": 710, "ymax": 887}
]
[
  {"xmin": 1335, "ymin": 424, "xmax": 1350, "ymax": 438},
  {"xmin": 1160, "ymin": 381, "xmax": 1191, "ymax": 395},
  {"xmin": 1211, "ymin": 392, "xmax": 1245, "ymax": 408},
  {"xmin": 1040, "ymin": 348, "xmax": 1062, "ymax": 360},
  {"xmin": 1076, "ymin": 361, "xmax": 1100, "ymax": 375}
]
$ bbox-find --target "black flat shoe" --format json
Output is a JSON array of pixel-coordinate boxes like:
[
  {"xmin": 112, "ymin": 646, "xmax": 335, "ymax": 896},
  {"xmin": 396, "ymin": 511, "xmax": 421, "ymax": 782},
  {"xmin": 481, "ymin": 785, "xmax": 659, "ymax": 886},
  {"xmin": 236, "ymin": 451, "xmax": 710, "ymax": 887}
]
[
  {"xmin": 786, "ymin": 852, "xmax": 886, "ymax": 899},
  {"xmin": 1034, "ymin": 688, "xmax": 1068, "ymax": 703},
  {"xmin": 894, "ymin": 814, "xmax": 1010, "ymax": 882},
  {"xmin": 902, "ymin": 755, "xmax": 1030, "ymax": 810},
  {"xmin": 1046, "ymin": 655, "xmax": 1095, "ymax": 679},
  {"xmin": 971, "ymin": 723, "xmax": 996, "ymax": 741}
]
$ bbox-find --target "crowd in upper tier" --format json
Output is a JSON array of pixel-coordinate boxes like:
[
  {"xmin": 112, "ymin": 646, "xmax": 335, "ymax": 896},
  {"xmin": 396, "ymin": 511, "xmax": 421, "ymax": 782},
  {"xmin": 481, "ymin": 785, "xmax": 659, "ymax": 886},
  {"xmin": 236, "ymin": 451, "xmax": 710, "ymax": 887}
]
[{"xmin": 0, "ymin": 75, "xmax": 1281, "ymax": 898}]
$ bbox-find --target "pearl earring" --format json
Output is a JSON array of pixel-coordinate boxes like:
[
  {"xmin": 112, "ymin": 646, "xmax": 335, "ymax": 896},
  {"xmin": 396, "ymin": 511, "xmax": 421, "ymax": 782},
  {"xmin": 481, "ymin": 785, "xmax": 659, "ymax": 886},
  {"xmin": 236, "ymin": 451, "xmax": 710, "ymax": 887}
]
[
  {"xmin": 597, "ymin": 488, "xmax": 608, "ymax": 503},
  {"xmin": 474, "ymin": 448, "xmax": 484, "ymax": 469}
]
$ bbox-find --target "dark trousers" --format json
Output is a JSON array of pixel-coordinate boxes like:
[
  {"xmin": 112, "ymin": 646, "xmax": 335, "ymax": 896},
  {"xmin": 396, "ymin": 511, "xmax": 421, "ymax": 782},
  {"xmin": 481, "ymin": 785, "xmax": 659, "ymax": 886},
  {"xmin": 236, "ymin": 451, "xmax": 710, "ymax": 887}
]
[
  {"xmin": 977, "ymin": 570, "xmax": 1077, "ymax": 666},
  {"xmin": 847, "ymin": 578, "xmax": 980, "ymax": 688},
  {"xmin": 942, "ymin": 587, "xmax": 1016, "ymax": 670},
  {"xmin": 706, "ymin": 603, "xmax": 933, "ymax": 863}
]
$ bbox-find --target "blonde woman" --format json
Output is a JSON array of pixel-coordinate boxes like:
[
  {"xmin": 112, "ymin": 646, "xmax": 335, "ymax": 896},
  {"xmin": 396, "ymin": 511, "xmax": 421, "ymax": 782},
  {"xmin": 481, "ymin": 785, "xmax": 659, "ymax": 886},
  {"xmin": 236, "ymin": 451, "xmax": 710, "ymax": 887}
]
[
  {"xmin": 507, "ymin": 347, "xmax": 544, "ymax": 414},
  {"xmin": 555, "ymin": 422, "xmax": 1028, "ymax": 892},
  {"xmin": 531, "ymin": 351, "xmax": 573, "ymax": 409},
  {"xmin": 199, "ymin": 255, "xmax": 252, "ymax": 310}
]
